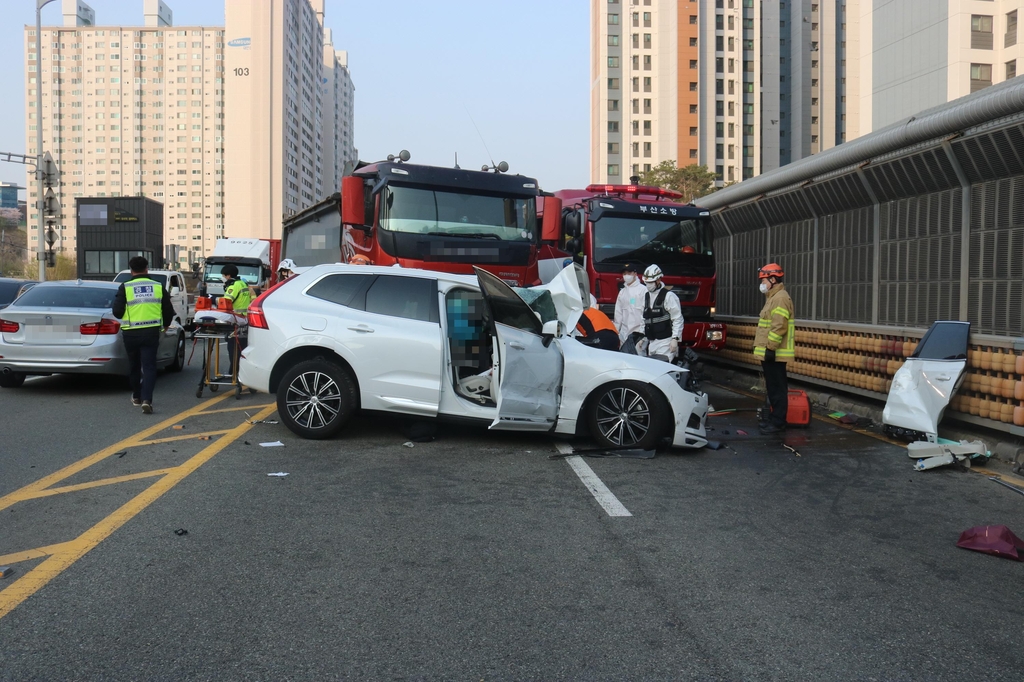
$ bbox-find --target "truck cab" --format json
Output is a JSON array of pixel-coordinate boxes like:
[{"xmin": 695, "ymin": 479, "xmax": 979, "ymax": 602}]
[
  {"xmin": 113, "ymin": 269, "xmax": 190, "ymax": 325},
  {"xmin": 202, "ymin": 238, "xmax": 275, "ymax": 298}
]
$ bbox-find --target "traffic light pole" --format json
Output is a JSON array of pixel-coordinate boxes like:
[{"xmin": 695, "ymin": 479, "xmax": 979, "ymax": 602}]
[{"xmin": 36, "ymin": 2, "xmax": 48, "ymax": 281}]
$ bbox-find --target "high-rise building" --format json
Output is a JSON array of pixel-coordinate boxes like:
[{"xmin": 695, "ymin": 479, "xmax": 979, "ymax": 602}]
[
  {"xmin": 24, "ymin": 0, "xmax": 226, "ymax": 266},
  {"xmin": 321, "ymin": 29, "xmax": 357, "ymax": 195},
  {"xmin": 590, "ymin": 0, "xmax": 700, "ymax": 184},
  {"xmin": 224, "ymin": 0, "xmax": 329, "ymax": 241},
  {"xmin": 855, "ymin": 0, "xmax": 1022, "ymax": 132}
]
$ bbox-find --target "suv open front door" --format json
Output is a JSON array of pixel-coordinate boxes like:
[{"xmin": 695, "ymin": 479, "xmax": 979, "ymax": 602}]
[{"xmin": 475, "ymin": 267, "xmax": 563, "ymax": 431}]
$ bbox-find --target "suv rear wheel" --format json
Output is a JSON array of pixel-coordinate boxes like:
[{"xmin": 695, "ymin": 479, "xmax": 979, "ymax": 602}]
[
  {"xmin": 587, "ymin": 381, "xmax": 668, "ymax": 450},
  {"xmin": 276, "ymin": 358, "xmax": 357, "ymax": 439}
]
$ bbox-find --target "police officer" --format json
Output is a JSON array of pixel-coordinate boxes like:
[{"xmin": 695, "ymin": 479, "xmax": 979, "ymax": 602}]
[
  {"xmin": 221, "ymin": 264, "xmax": 253, "ymax": 376},
  {"xmin": 753, "ymin": 263, "xmax": 795, "ymax": 434},
  {"xmin": 112, "ymin": 256, "xmax": 175, "ymax": 414},
  {"xmin": 641, "ymin": 264, "xmax": 684, "ymax": 362}
]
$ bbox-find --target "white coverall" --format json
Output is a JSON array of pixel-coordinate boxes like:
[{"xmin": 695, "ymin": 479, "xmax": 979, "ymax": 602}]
[
  {"xmin": 613, "ymin": 278, "xmax": 648, "ymax": 344},
  {"xmin": 644, "ymin": 286, "xmax": 684, "ymax": 362}
]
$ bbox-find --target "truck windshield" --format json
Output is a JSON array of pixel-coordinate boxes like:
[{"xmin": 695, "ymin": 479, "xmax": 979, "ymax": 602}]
[
  {"xmin": 592, "ymin": 216, "xmax": 713, "ymax": 267},
  {"xmin": 203, "ymin": 264, "xmax": 262, "ymax": 285},
  {"xmin": 380, "ymin": 185, "xmax": 536, "ymax": 242}
]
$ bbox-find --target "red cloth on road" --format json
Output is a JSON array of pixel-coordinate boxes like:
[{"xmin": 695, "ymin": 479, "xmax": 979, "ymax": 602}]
[{"xmin": 956, "ymin": 525, "xmax": 1024, "ymax": 561}]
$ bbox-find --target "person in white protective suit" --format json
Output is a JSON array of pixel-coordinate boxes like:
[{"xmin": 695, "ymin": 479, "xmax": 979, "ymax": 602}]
[
  {"xmin": 641, "ymin": 264, "xmax": 684, "ymax": 362},
  {"xmin": 613, "ymin": 262, "xmax": 646, "ymax": 345}
]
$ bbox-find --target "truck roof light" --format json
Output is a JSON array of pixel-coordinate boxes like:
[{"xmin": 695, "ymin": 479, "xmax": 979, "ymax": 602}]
[{"xmin": 585, "ymin": 183, "xmax": 685, "ymax": 201}]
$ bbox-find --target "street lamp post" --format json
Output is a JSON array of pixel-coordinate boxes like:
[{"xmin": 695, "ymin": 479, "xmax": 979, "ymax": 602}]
[{"xmin": 36, "ymin": 0, "xmax": 56, "ymax": 282}]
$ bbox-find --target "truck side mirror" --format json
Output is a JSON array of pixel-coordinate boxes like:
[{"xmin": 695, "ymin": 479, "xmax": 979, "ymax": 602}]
[
  {"xmin": 563, "ymin": 209, "xmax": 581, "ymax": 239},
  {"xmin": 565, "ymin": 238, "xmax": 581, "ymax": 255},
  {"xmin": 341, "ymin": 176, "xmax": 365, "ymax": 227},
  {"xmin": 541, "ymin": 196, "xmax": 563, "ymax": 243}
]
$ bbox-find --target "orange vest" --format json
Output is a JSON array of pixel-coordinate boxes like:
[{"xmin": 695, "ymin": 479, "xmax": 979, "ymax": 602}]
[{"xmin": 576, "ymin": 308, "xmax": 617, "ymax": 336}]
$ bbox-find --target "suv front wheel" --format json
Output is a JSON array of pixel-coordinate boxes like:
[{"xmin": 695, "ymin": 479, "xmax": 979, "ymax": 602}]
[{"xmin": 276, "ymin": 358, "xmax": 357, "ymax": 439}]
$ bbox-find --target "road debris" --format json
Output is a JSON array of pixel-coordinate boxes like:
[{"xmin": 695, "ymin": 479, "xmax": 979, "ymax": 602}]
[
  {"xmin": 244, "ymin": 411, "xmax": 278, "ymax": 425},
  {"xmin": 173, "ymin": 528, "xmax": 188, "ymax": 536},
  {"xmin": 782, "ymin": 443, "xmax": 802, "ymax": 457},
  {"xmin": 909, "ymin": 440, "xmax": 987, "ymax": 471},
  {"xmin": 736, "ymin": 429, "xmax": 748, "ymax": 436},
  {"xmin": 956, "ymin": 525, "xmax": 1024, "ymax": 561},
  {"xmin": 172, "ymin": 425, "xmax": 185, "ymax": 430},
  {"xmin": 403, "ymin": 442, "xmax": 415, "ymax": 448},
  {"xmin": 259, "ymin": 441, "xmax": 285, "ymax": 447},
  {"xmin": 706, "ymin": 440, "xmax": 724, "ymax": 450},
  {"xmin": 0, "ymin": 566, "xmax": 14, "ymax": 579},
  {"xmin": 267, "ymin": 472, "xmax": 289, "ymax": 477},
  {"xmin": 115, "ymin": 451, "xmax": 127, "ymax": 459},
  {"xmin": 197, "ymin": 436, "xmax": 212, "ymax": 441},
  {"xmin": 989, "ymin": 477, "xmax": 1024, "ymax": 498}
]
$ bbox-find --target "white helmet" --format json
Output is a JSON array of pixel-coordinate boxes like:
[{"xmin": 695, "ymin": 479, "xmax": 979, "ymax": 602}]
[
  {"xmin": 277, "ymin": 258, "xmax": 296, "ymax": 272},
  {"xmin": 643, "ymin": 264, "xmax": 663, "ymax": 282}
]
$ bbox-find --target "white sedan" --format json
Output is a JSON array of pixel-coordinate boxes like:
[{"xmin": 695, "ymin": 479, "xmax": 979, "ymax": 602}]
[{"xmin": 239, "ymin": 264, "xmax": 708, "ymax": 450}]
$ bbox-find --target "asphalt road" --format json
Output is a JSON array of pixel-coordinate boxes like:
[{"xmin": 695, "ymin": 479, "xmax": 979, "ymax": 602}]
[{"xmin": 1, "ymin": 362, "xmax": 1023, "ymax": 680}]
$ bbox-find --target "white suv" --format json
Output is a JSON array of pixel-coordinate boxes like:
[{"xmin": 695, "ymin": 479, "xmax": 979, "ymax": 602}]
[{"xmin": 239, "ymin": 264, "xmax": 708, "ymax": 450}]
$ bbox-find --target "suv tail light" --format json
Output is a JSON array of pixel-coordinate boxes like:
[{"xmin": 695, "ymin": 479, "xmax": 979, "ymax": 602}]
[
  {"xmin": 0, "ymin": 319, "xmax": 19, "ymax": 333},
  {"xmin": 80, "ymin": 319, "xmax": 121, "ymax": 335},
  {"xmin": 248, "ymin": 279, "xmax": 289, "ymax": 330}
]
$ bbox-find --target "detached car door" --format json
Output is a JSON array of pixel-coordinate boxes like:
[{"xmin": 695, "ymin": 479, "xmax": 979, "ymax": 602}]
[{"xmin": 475, "ymin": 267, "xmax": 563, "ymax": 431}]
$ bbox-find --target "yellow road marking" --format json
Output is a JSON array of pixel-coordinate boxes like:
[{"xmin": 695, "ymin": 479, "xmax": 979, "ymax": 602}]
[
  {"xmin": 0, "ymin": 542, "xmax": 77, "ymax": 566},
  {"xmin": 0, "ymin": 393, "xmax": 232, "ymax": 513},
  {"xmin": 8, "ymin": 469, "xmax": 177, "ymax": 502},
  {"xmin": 971, "ymin": 466, "xmax": 1024, "ymax": 487},
  {"xmin": 133, "ymin": 430, "xmax": 232, "ymax": 446},
  {"xmin": 200, "ymin": 403, "xmax": 274, "ymax": 416},
  {"xmin": 0, "ymin": 402, "xmax": 278, "ymax": 620}
]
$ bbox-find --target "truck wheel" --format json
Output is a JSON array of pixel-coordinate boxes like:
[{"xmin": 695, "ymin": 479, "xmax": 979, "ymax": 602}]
[
  {"xmin": 0, "ymin": 372, "xmax": 26, "ymax": 388},
  {"xmin": 276, "ymin": 359, "xmax": 357, "ymax": 440},
  {"xmin": 587, "ymin": 381, "xmax": 668, "ymax": 450}
]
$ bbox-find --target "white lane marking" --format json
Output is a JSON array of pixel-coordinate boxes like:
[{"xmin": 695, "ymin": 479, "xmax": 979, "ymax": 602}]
[{"xmin": 555, "ymin": 442, "xmax": 632, "ymax": 517}]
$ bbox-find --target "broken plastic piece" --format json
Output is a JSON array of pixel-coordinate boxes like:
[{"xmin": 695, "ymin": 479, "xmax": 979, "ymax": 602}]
[
  {"xmin": 828, "ymin": 412, "xmax": 846, "ymax": 420},
  {"xmin": 0, "ymin": 566, "xmax": 13, "ymax": 579},
  {"xmin": 403, "ymin": 442, "xmax": 415, "ymax": 448},
  {"xmin": 173, "ymin": 528, "xmax": 188, "ymax": 536},
  {"xmin": 172, "ymin": 425, "xmax": 185, "ymax": 430},
  {"xmin": 259, "ymin": 441, "xmax": 284, "ymax": 447},
  {"xmin": 706, "ymin": 440, "xmax": 724, "ymax": 450},
  {"xmin": 267, "ymin": 472, "xmax": 289, "ymax": 477}
]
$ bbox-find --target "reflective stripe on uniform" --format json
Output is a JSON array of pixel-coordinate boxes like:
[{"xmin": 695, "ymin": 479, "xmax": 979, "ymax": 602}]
[
  {"xmin": 771, "ymin": 307, "xmax": 791, "ymax": 319},
  {"xmin": 767, "ymin": 332, "xmax": 783, "ymax": 343},
  {"xmin": 122, "ymin": 278, "xmax": 164, "ymax": 330}
]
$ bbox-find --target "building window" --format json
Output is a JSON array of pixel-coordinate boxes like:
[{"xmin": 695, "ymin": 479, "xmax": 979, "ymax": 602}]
[
  {"xmin": 694, "ymin": 59, "xmax": 701, "ymax": 70},
  {"xmin": 745, "ymin": 82, "xmax": 754, "ymax": 93},
  {"xmin": 743, "ymin": 124, "xmax": 754, "ymax": 136},
  {"xmin": 715, "ymin": 143, "xmax": 724, "ymax": 159},
  {"xmin": 689, "ymin": 81, "xmax": 698, "ymax": 91},
  {"xmin": 643, "ymin": 120, "xmax": 652, "ymax": 134},
  {"xmin": 608, "ymin": 99, "xmax": 620, "ymax": 111},
  {"xmin": 743, "ymin": 18, "xmax": 753, "ymax": 29},
  {"xmin": 971, "ymin": 15, "xmax": 993, "ymax": 50},
  {"xmin": 632, "ymin": 12, "xmax": 639, "ymax": 27},
  {"xmin": 632, "ymin": 33, "xmax": 640, "ymax": 48},
  {"xmin": 716, "ymin": 15, "xmax": 724, "ymax": 31},
  {"xmin": 608, "ymin": 164, "xmax": 620, "ymax": 176},
  {"xmin": 689, "ymin": 149, "xmax": 698, "ymax": 159},
  {"xmin": 716, "ymin": 36, "xmax": 724, "ymax": 51},
  {"xmin": 689, "ymin": 15, "xmax": 697, "ymax": 25},
  {"xmin": 743, "ymin": 146, "xmax": 754, "ymax": 157},
  {"xmin": 970, "ymin": 63, "xmax": 992, "ymax": 92},
  {"xmin": 608, "ymin": 35, "xmax": 619, "ymax": 46},
  {"xmin": 643, "ymin": 12, "xmax": 651, "ymax": 27},
  {"xmin": 716, "ymin": 57, "xmax": 723, "ymax": 73},
  {"xmin": 608, "ymin": 56, "xmax": 620, "ymax": 68},
  {"xmin": 689, "ymin": 104, "xmax": 698, "ymax": 114},
  {"xmin": 715, "ymin": 165, "xmax": 723, "ymax": 180},
  {"xmin": 728, "ymin": 80, "xmax": 735, "ymax": 95},
  {"xmin": 716, "ymin": 101, "xmax": 724, "ymax": 116},
  {"xmin": 1007, "ymin": 59, "xmax": 1017, "ymax": 80},
  {"xmin": 608, "ymin": 142, "xmax": 620, "ymax": 154},
  {"xmin": 1007, "ymin": 10, "xmax": 1018, "ymax": 48},
  {"xmin": 632, "ymin": 98, "xmax": 640, "ymax": 114},
  {"xmin": 644, "ymin": 33, "xmax": 651, "ymax": 49},
  {"xmin": 608, "ymin": 77, "xmax": 620, "ymax": 89},
  {"xmin": 632, "ymin": 142, "xmax": 640, "ymax": 157},
  {"xmin": 689, "ymin": 127, "xmax": 698, "ymax": 136},
  {"xmin": 608, "ymin": 120, "xmax": 620, "ymax": 133},
  {"xmin": 643, "ymin": 55, "xmax": 651, "ymax": 70},
  {"xmin": 608, "ymin": 14, "xmax": 619, "ymax": 25},
  {"xmin": 632, "ymin": 120, "xmax": 640, "ymax": 134},
  {"xmin": 689, "ymin": 37, "xmax": 698, "ymax": 47},
  {"xmin": 644, "ymin": 76, "xmax": 652, "ymax": 91},
  {"xmin": 716, "ymin": 79, "xmax": 724, "ymax": 95},
  {"xmin": 743, "ymin": 103, "xmax": 754, "ymax": 114},
  {"xmin": 643, "ymin": 142, "xmax": 652, "ymax": 158},
  {"xmin": 728, "ymin": 101, "xmax": 735, "ymax": 116},
  {"xmin": 728, "ymin": 166, "xmax": 735, "ymax": 182},
  {"xmin": 643, "ymin": 98, "xmax": 652, "ymax": 113},
  {"xmin": 715, "ymin": 122, "xmax": 724, "ymax": 136},
  {"xmin": 728, "ymin": 144, "xmax": 735, "ymax": 160},
  {"xmin": 632, "ymin": 76, "xmax": 640, "ymax": 92}
]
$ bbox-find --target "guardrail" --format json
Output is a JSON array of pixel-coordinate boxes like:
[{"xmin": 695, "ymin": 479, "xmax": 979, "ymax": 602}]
[{"xmin": 709, "ymin": 315, "xmax": 1024, "ymax": 436}]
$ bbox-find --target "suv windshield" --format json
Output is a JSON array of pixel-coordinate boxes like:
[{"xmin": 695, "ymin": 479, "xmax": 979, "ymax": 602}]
[
  {"xmin": 381, "ymin": 185, "xmax": 536, "ymax": 242},
  {"xmin": 592, "ymin": 216, "xmax": 714, "ymax": 267}
]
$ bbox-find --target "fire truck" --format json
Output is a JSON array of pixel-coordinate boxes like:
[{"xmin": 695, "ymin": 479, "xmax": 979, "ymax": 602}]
[
  {"xmin": 282, "ymin": 154, "xmax": 561, "ymax": 287},
  {"xmin": 549, "ymin": 183, "xmax": 725, "ymax": 351}
]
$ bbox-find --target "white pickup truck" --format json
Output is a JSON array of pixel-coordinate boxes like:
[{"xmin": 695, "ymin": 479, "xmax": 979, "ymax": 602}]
[{"xmin": 112, "ymin": 269, "xmax": 191, "ymax": 326}]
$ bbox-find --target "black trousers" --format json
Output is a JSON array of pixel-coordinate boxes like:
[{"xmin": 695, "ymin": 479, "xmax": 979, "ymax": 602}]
[
  {"xmin": 761, "ymin": 358, "xmax": 789, "ymax": 426},
  {"xmin": 123, "ymin": 328, "xmax": 161, "ymax": 402},
  {"xmin": 578, "ymin": 329, "xmax": 621, "ymax": 352}
]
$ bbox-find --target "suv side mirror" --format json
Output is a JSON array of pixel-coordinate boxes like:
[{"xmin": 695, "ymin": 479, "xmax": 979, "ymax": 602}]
[
  {"xmin": 541, "ymin": 196, "xmax": 563, "ymax": 242},
  {"xmin": 541, "ymin": 319, "xmax": 563, "ymax": 347},
  {"xmin": 341, "ymin": 176, "xmax": 366, "ymax": 227}
]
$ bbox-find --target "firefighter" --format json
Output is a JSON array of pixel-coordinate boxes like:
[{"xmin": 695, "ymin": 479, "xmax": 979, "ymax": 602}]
[
  {"xmin": 112, "ymin": 256, "xmax": 175, "ymax": 414},
  {"xmin": 574, "ymin": 306, "xmax": 620, "ymax": 351},
  {"xmin": 613, "ymin": 263, "xmax": 646, "ymax": 346},
  {"xmin": 642, "ymin": 264, "xmax": 683, "ymax": 362},
  {"xmin": 221, "ymin": 264, "xmax": 253, "ymax": 376},
  {"xmin": 753, "ymin": 262, "xmax": 795, "ymax": 434}
]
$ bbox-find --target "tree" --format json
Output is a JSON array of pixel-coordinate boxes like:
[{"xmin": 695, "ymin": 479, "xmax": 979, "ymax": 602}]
[{"xmin": 637, "ymin": 161, "xmax": 717, "ymax": 201}]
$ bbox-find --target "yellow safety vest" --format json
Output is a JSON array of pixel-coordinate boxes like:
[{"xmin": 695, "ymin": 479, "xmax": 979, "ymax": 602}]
[
  {"xmin": 122, "ymin": 278, "xmax": 164, "ymax": 330},
  {"xmin": 224, "ymin": 278, "xmax": 252, "ymax": 314}
]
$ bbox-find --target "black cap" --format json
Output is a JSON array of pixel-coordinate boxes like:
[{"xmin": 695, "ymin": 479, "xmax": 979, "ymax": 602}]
[{"xmin": 622, "ymin": 263, "xmax": 638, "ymax": 273}]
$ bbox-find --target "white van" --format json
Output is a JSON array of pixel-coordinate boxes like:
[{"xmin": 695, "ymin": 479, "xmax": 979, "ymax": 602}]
[{"xmin": 112, "ymin": 269, "xmax": 190, "ymax": 325}]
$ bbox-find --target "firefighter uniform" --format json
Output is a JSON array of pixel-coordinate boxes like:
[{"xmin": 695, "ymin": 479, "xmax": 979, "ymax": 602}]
[
  {"xmin": 753, "ymin": 277, "xmax": 795, "ymax": 429},
  {"xmin": 575, "ymin": 307, "xmax": 620, "ymax": 351}
]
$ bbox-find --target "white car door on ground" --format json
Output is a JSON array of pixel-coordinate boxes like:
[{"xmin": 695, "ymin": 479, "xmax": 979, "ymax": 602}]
[{"xmin": 475, "ymin": 268, "xmax": 563, "ymax": 431}]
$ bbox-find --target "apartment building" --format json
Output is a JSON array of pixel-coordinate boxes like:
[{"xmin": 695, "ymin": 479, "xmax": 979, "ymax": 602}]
[
  {"xmin": 857, "ymin": 0, "xmax": 1022, "ymax": 132},
  {"xmin": 224, "ymin": 0, "xmax": 328, "ymax": 241},
  {"xmin": 321, "ymin": 29, "xmax": 357, "ymax": 196},
  {"xmin": 25, "ymin": 0, "xmax": 226, "ymax": 265},
  {"xmin": 591, "ymin": 0, "xmax": 699, "ymax": 184}
]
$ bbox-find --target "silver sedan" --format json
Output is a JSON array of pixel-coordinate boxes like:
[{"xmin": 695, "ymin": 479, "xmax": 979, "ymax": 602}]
[{"xmin": 0, "ymin": 280, "xmax": 185, "ymax": 388}]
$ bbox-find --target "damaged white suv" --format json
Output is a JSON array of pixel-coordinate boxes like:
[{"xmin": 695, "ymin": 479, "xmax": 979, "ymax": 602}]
[{"xmin": 239, "ymin": 264, "xmax": 708, "ymax": 450}]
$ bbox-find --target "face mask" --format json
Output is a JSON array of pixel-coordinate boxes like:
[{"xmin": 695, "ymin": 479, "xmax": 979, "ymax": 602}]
[
  {"xmin": 759, "ymin": 281, "xmax": 770, "ymax": 294},
  {"xmin": 623, "ymin": 274, "xmax": 636, "ymax": 285},
  {"xmin": 646, "ymin": 281, "xmax": 659, "ymax": 293}
]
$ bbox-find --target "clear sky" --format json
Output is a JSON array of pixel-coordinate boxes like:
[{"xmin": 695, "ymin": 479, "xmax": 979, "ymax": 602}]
[{"xmin": 0, "ymin": 0, "xmax": 590, "ymax": 196}]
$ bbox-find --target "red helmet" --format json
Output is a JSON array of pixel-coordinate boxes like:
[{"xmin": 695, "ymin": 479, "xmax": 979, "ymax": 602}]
[{"xmin": 758, "ymin": 263, "xmax": 784, "ymax": 279}]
